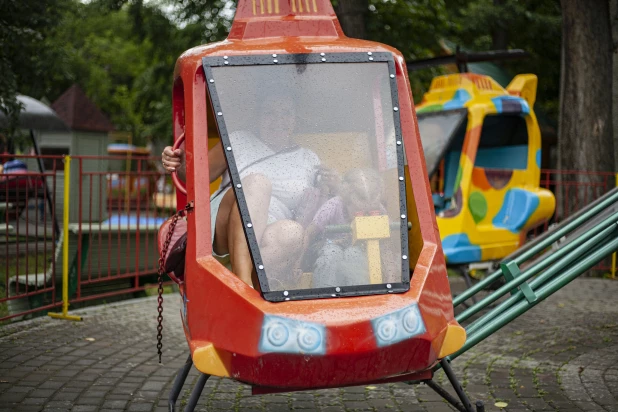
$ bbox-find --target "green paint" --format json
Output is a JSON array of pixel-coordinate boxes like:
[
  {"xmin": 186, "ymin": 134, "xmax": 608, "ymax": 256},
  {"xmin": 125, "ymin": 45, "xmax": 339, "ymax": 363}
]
[
  {"xmin": 416, "ymin": 104, "xmax": 443, "ymax": 113},
  {"xmin": 454, "ymin": 167, "xmax": 463, "ymax": 192},
  {"xmin": 468, "ymin": 192, "xmax": 487, "ymax": 223}
]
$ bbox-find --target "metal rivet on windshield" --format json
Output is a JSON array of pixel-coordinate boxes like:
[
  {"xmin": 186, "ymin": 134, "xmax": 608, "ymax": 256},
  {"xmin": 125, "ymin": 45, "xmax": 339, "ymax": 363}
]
[
  {"xmin": 272, "ymin": 53, "xmax": 277, "ymax": 57},
  {"xmin": 402, "ymin": 255, "xmax": 408, "ymax": 260},
  {"xmin": 223, "ymin": 55, "xmax": 228, "ymax": 59},
  {"xmin": 335, "ymin": 287, "xmax": 341, "ymax": 292},
  {"xmin": 320, "ymin": 52, "xmax": 325, "ymax": 56},
  {"xmin": 226, "ymin": 146, "xmax": 231, "ymax": 151},
  {"xmin": 247, "ymin": 223, "xmax": 253, "ymax": 228},
  {"xmin": 283, "ymin": 291, "xmax": 289, "ymax": 296},
  {"xmin": 397, "ymin": 140, "xmax": 402, "ymax": 145},
  {"xmin": 321, "ymin": 58, "xmax": 326, "ymax": 62},
  {"xmin": 367, "ymin": 52, "xmax": 372, "ymax": 55},
  {"xmin": 331, "ymin": 294, "xmax": 336, "ymax": 297},
  {"xmin": 401, "ymin": 214, "xmax": 406, "ymax": 219},
  {"xmin": 394, "ymin": 107, "xmax": 399, "ymax": 111},
  {"xmin": 285, "ymin": 297, "xmax": 290, "ymax": 301},
  {"xmin": 209, "ymin": 79, "xmax": 214, "ymax": 83},
  {"xmin": 273, "ymin": 59, "xmax": 278, "ymax": 63},
  {"xmin": 224, "ymin": 61, "xmax": 229, "ymax": 65},
  {"xmin": 369, "ymin": 57, "xmax": 374, "ymax": 61},
  {"xmin": 217, "ymin": 112, "xmax": 222, "ymax": 116},
  {"xmin": 399, "ymin": 176, "xmax": 404, "ymax": 181},
  {"xmin": 386, "ymin": 284, "xmax": 392, "ymax": 289},
  {"xmin": 390, "ymin": 74, "xmax": 395, "ymax": 78},
  {"xmin": 258, "ymin": 264, "xmax": 264, "ymax": 270},
  {"xmin": 236, "ymin": 183, "xmax": 241, "ymax": 188}
]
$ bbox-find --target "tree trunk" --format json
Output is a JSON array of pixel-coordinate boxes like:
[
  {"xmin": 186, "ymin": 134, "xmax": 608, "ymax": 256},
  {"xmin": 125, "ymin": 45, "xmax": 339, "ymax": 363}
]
[
  {"xmin": 611, "ymin": 0, "xmax": 618, "ymax": 171},
  {"xmin": 491, "ymin": 0, "xmax": 508, "ymax": 50},
  {"xmin": 335, "ymin": 0, "xmax": 368, "ymax": 39},
  {"xmin": 558, "ymin": 0, "xmax": 614, "ymax": 217}
]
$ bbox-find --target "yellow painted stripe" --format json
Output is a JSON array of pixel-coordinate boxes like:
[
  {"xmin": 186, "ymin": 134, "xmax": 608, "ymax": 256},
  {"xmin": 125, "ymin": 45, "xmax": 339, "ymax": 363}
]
[
  {"xmin": 260, "ymin": 0, "xmax": 264, "ymax": 14},
  {"xmin": 275, "ymin": 0, "xmax": 279, "ymax": 13},
  {"xmin": 298, "ymin": 0, "xmax": 303, "ymax": 13},
  {"xmin": 252, "ymin": 0, "xmax": 256, "ymax": 15},
  {"xmin": 305, "ymin": 0, "xmax": 310, "ymax": 12},
  {"xmin": 267, "ymin": 0, "xmax": 272, "ymax": 13},
  {"xmin": 312, "ymin": 0, "xmax": 317, "ymax": 12},
  {"xmin": 291, "ymin": 0, "xmax": 296, "ymax": 12}
]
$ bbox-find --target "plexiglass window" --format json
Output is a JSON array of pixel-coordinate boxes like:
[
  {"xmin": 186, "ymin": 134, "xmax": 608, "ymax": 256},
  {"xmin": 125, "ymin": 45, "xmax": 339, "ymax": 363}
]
[
  {"xmin": 417, "ymin": 110, "xmax": 467, "ymax": 176},
  {"xmin": 205, "ymin": 55, "xmax": 408, "ymax": 301}
]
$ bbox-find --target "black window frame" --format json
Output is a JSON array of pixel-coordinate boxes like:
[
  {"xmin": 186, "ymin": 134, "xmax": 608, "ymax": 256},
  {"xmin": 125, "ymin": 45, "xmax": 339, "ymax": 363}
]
[{"xmin": 202, "ymin": 52, "xmax": 410, "ymax": 302}]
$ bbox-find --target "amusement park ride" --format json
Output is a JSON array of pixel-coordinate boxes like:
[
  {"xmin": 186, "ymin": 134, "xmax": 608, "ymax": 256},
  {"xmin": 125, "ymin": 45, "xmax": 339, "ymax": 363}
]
[
  {"xmin": 409, "ymin": 50, "xmax": 556, "ymax": 284},
  {"xmin": 158, "ymin": 1, "xmax": 618, "ymax": 411}
]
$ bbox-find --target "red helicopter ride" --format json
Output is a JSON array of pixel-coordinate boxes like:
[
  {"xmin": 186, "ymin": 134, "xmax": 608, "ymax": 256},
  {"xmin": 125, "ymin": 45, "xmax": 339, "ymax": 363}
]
[{"xmin": 160, "ymin": 1, "xmax": 481, "ymax": 411}]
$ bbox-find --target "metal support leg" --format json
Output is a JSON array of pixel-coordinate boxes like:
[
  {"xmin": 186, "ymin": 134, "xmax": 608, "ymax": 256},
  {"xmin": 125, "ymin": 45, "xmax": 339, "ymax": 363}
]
[
  {"xmin": 184, "ymin": 373, "xmax": 210, "ymax": 412},
  {"xmin": 424, "ymin": 380, "xmax": 469, "ymax": 412},
  {"xmin": 461, "ymin": 269, "xmax": 478, "ymax": 305},
  {"xmin": 168, "ymin": 355, "xmax": 193, "ymax": 412},
  {"xmin": 441, "ymin": 359, "xmax": 475, "ymax": 412}
]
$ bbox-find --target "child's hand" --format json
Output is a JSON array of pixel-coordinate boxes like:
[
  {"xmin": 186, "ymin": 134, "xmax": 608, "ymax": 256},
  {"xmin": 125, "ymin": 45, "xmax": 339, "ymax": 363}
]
[
  {"xmin": 316, "ymin": 166, "xmax": 341, "ymax": 195},
  {"xmin": 162, "ymin": 146, "xmax": 184, "ymax": 173}
]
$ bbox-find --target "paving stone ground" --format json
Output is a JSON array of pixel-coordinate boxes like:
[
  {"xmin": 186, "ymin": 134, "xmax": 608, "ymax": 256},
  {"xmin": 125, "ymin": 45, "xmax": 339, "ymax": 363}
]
[{"xmin": 1, "ymin": 277, "xmax": 618, "ymax": 412}]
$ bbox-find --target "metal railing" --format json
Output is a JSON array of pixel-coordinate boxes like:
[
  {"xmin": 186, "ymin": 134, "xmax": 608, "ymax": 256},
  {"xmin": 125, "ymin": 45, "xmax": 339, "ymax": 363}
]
[{"xmin": 1, "ymin": 156, "xmax": 616, "ymax": 322}]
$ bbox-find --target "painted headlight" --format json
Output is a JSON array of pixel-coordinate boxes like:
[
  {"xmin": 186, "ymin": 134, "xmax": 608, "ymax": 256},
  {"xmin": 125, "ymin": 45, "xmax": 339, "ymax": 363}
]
[
  {"xmin": 371, "ymin": 304, "xmax": 426, "ymax": 347},
  {"xmin": 259, "ymin": 315, "xmax": 326, "ymax": 355}
]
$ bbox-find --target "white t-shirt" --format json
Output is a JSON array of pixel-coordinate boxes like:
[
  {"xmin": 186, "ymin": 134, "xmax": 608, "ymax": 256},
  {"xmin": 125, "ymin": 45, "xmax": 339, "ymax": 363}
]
[{"xmin": 217, "ymin": 131, "xmax": 321, "ymax": 222}]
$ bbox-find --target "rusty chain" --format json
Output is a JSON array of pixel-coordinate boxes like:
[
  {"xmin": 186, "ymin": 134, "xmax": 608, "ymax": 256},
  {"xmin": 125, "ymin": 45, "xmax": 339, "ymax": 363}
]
[{"xmin": 157, "ymin": 202, "xmax": 193, "ymax": 364}]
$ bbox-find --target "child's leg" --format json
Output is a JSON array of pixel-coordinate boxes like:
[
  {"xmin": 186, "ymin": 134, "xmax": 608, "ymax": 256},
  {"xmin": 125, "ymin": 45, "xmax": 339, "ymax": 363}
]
[{"xmin": 313, "ymin": 243, "xmax": 344, "ymax": 288}]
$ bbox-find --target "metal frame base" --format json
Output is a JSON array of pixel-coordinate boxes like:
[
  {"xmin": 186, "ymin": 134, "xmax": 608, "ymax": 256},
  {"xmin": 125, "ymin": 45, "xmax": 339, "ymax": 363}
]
[
  {"xmin": 168, "ymin": 355, "xmax": 211, "ymax": 412},
  {"xmin": 421, "ymin": 359, "xmax": 484, "ymax": 412}
]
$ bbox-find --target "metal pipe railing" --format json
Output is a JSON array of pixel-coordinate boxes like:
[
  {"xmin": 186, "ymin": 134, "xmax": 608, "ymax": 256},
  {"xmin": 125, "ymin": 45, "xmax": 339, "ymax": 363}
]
[
  {"xmin": 449, "ymin": 233, "xmax": 618, "ymax": 360},
  {"xmin": 453, "ymin": 188, "xmax": 618, "ymax": 307},
  {"xmin": 456, "ymin": 214, "xmax": 618, "ymax": 324}
]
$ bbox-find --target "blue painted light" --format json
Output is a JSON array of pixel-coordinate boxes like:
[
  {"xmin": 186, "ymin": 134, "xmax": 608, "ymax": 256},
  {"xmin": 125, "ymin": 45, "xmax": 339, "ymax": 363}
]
[
  {"xmin": 371, "ymin": 304, "xmax": 426, "ymax": 347},
  {"xmin": 441, "ymin": 233, "xmax": 482, "ymax": 264},
  {"xmin": 491, "ymin": 96, "xmax": 530, "ymax": 115},
  {"xmin": 259, "ymin": 315, "xmax": 326, "ymax": 355},
  {"xmin": 536, "ymin": 149, "xmax": 542, "ymax": 168}
]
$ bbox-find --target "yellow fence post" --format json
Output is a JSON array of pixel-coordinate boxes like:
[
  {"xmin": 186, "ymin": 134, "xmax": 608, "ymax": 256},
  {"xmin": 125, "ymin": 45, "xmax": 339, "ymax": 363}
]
[{"xmin": 49, "ymin": 155, "xmax": 82, "ymax": 321}]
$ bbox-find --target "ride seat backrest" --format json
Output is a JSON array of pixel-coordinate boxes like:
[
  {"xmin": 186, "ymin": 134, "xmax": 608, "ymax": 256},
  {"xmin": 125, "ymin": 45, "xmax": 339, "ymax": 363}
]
[
  {"xmin": 443, "ymin": 150, "xmax": 461, "ymax": 200},
  {"xmin": 474, "ymin": 145, "xmax": 528, "ymax": 170},
  {"xmin": 294, "ymin": 133, "xmax": 371, "ymax": 176}
]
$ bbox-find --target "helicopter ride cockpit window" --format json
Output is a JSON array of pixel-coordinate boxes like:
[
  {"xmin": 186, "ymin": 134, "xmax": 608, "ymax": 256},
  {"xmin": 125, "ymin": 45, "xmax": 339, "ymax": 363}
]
[
  {"xmin": 416, "ymin": 110, "xmax": 467, "ymax": 210},
  {"xmin": 203, "ymin": 53, "xmax": 409, "ymax": 302}
]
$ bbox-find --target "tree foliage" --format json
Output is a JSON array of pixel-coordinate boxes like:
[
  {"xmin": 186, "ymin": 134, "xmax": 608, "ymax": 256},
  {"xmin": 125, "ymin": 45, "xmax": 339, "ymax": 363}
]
[{"xmin": 3, "ymin": 0, "xmax": 564, "ymax": 146}]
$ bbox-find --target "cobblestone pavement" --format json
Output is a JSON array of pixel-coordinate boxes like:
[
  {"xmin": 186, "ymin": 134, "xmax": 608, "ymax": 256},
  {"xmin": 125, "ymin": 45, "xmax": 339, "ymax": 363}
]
[{"xmin": 1, "ymin": 278, "xmax": 618, "ymax": 412}]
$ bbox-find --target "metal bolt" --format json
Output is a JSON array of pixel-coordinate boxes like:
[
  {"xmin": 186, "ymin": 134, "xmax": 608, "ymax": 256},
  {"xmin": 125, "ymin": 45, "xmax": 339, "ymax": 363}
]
[
  {"xmin": 369, "ymin": 57, "xmax": 374, "ymax": 61},
  {"xmin": 367, "ymin": 52, "xmax": 372, "ymax": 55},
  {"xmin": 335, "ymin": 287, "xmax": 341, "ymax": 292},
  {"xmin": 217, "ymin": 112, "xmax": 223, "ymax": 116},
  {"xmin": 226, "ymin": 146, "xmax": 231, "ymax": 151},
  {"xmin": 320, "ymin": 52, "xmax": 325, "ymax": 56},
  {"xmin": 285, "ymin": 297, "xmax": 290, "ymax": 301},
  {"xmin": 258, "ymin": 264, "xmax": 264, "ymax": 270},
  {"xmin": 272, "ymin": 53, "xmax": 277, "ymax": 57},
  {"xmin": 224, "ymin": 61, "xmax": 229, "ymax": 65},
  {"xmin": 331, "ymin": 294, "xmax": 336, "ymax": 297},
  {"xmin": 401, "ymin": 214, "xmax": 406, "ymax": 219},
  {"xmin": 283, "ymin": 291, "xmax": 289, "ymax": 296},
  {"xmin": 394, "ymin": 107, "xmax": 399, "ymax": 111},
  {"xmin": 390, "ymin": 74, "xmax": 395, "ymax": 78},
  {"xmin": 386, "ymin": 284, "xmax": 392, "ymax": 289},
  {"xmin": 223, "ymin": 55, "xmax": 228, "ymax": 59},
  {"xmin": 399, "ymin": 176, "xmax": 404, "ymax": 181},
  {"xmin": 236, "ymin": 183, "xmax": 241, "ymax": 188},
  {"xmin": 209, "ymin": 79, "xmax": 214, "ymax": 83},
  {"xmin": 273, "ymin": 59, "xmax": 278, "ymax": 63},
  {"xmin": 247, "ymin": 223, "xmax": 253, "ymax": 228},
  {"xmin": 321, "ymin": 58, "xmax": 326, "ymax": 62},
  {"xmin": 402, "ymin": 255, "xmax": 408, "ymax": 260},
  {"xmin": 397, "ymin": 140, "xmax": 402, "ymax": 145}
]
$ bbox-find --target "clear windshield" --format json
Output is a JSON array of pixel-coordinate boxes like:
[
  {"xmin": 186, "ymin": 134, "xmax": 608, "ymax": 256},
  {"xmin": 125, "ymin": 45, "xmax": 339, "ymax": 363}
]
[
  {"xmin": 417, "ymin": 110, "xmax": 466, "ymax": 177},
  {"xmin": 210, "ymin": 62, "xmax": 405, "ymax": 295}
]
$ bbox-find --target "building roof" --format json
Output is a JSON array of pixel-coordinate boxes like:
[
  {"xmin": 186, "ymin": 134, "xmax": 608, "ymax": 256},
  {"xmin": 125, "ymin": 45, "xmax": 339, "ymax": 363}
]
[{"xmin": 51, "ymin": 85, "xmax": 115, "ymax": 133}]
